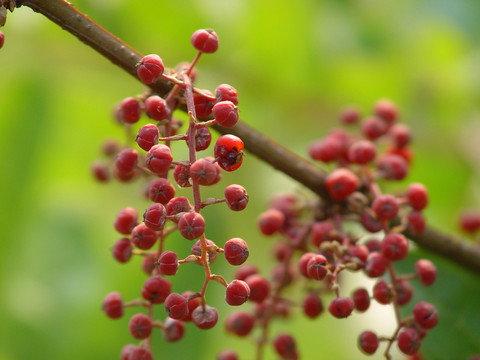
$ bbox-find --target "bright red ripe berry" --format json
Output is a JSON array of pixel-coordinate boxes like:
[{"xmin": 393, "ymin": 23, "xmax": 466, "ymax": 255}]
[
  {"xmin": 377, "ymin": 154, "xmax": 409, "ymax": 180},
  {"xmin": 374, "ymin": 98, "xmax": 398, "ymax": 125},
  {"xmin": 325, "ymin": 168, "xmax": 359, "ymax": 201},
  {"xmin": 192, "ymin": 305, "xmax": 218, "ymax": 329},
  {"xmin": 190, "ymin": 158, "xmax": 220, "ymax": 186},
  {"xmin": 195, "ymin": 127, "xmax": 212, "ymax": 151},
  {"xmin": 114, "ymin": 207, "xmax": 138, "ymax": 235},
  {"xmin": 328, "ymin": 297, "xmax": 354, "ymax": 318},
  {"xmin": 308, "ymin": 137, "xmax": 342, "ymax": 163},
  {"xmin": 459, "ymin": 211, "xmax": 480, "ymax": 234},
  {"xmin": 191, "ymin": 28, "xmax": 219, "ymax": 53},
  {"xmin": 213, "ymin": 100, "xmax": 239, "ymax": 128},
  {"xmin": 373, "ymin": 280, "xmax": 393, "ymax": 304},
  {"xmin": 162, "ymin": 317, "xmax": 185, "ymax": 342},
  {"xmin": 390, "ymin": 123, "xmax": 411, "ymax": 148},
  {"xmin": 128, "ymin": 313, "xmax": 153, "ymax": 339},
  {"xmin": 235, "ymin": 264, "xmax": 258, "ymax": 281},
  {"xmin": 112, "ymin": 237, "xmax": 133, "ymax": 263},
  {"xmin": 408, "ymin": 211, "xmax": 426, "ymax": 234},
  {"xmin": 102, "ymin": 291, "xmax": 124, "ymax": 319},
  {"xmin": 352, "ymin": 288, "xmax": 370, "ymax": 312},
  {"xmin": 397, "ymin": 327, "xmax": 421, "ymax": 355},
  {"xmin": 217, "ymin": 350, "xmax": 239, "ymax": 360},
  {"xmin": 131, "ymin": 223, "xmax": 158, "ymax": 250},
  {"xmin": 413, "ymin": 301, "xmax": 439, "ymax": 329},
  {"xmin": 166, "ymin": 196, "xmax": 193, "ymax": 222},
  {"xmin": 306, "ymin": 254, "xmax": 328, "ymax": 280},
  {"xmin": 143, "ymin": 203, "xmax": 167, "ymax": 231},
  {"xmin": 225, "ymin": 311, "xmax": 255, "ymax": 336},
  {"xmin": 148, "ymin": 178, "xmax": 176, "ymax": 204},
  {"xmin": 141, "ymin": 275, "xmax": 171, "ymax": 303},
  {"xmin": 245, "ymin": 274, "xmax": 270, "ymax": 303},
  {"xmin": 164, "ymin": 293, "xmax": 189, "ymax": 320},
  {"xmin": 365, "ymin": 252, "xmax": 388, "ymax": 278},
  {"xmin": 362, "ymin": 116, "xmax": 388, "ymax": 140},
  {"xmin": 128, "ymin": 347, "xmax": 154, "ymax": 360},
  {"xmin": 144, "ymin": 95, "xmax": 170, "ymax": 121},
  {"xmin": 194, "ymin": 90, "xmax": 215, "ymax": 118},
  {"xmin": 224, "ymin": 238, "xmax": 249, "ymax": 265},
  {"xmin": 214, "ymin": 134, "xmax": 244, "ymax": 171},
  {"xmin": 137, "ymin": 54, "xmax": 164, "ymax": 84},
  {"xmin": 407, "ymin": 183, "xmax": 428, "ymax": 211},
  {"xmin": 191, "ymin": 239, "xmax": 218, "ymax": 264},
  {"xmin": 225, "ymin": 280, "xmax": 250, "ymax": 306},
  {"xmin": 178, "ymin": 212, "xmax": 205, "ymax": 240},
  {"xmin": 358, "ymin": 331, "xmax": 379, "ymax": 355},
  {"xmin": 381, "ymin": 233, "xmax": 409, "ymax": 261},
  {"xmin": 348, "ymin": 140, "xmax": 377, "ymax": 164},
  {"xmin": 145, "ymin": 144, "xmax": 172, "ymax": 176},
  {"xmin": 258, "ymin": 209, "xmax": 285, "ymax": 235},
  {"xmin": 303, "ymin": 292, "xmax": 324, "ymax": 318},
  {"xmin": 118, "ymin": 97, "xmax": 141, "ymax": 124},
  {"xmin": 273, "ymin": 334, "xmax": 298, "ymax": 360},
  {"xmin": 224, "ymin": 184, "xmax": 249, "ymax": 211},
  {"xmin": 372, "ymin": 194, "xmax": 399, "ymax": 221},
  {"xmin": 415, "ymin": 259, "xmax": 437, "ymax": 286},
  {"xmin": 173, "ymin": 165, "xmax": 191, "ymax": 188},
  {"xmin": 157, "ymin": 251, "xmax": 179, "ymax": 276},
  {"xmin": 136, "ymin": 124, "xmax": 159, "ymax": 151},
  {"xmin": 215, "ymin": 84, "xmax": 238, "ymax": 105}
]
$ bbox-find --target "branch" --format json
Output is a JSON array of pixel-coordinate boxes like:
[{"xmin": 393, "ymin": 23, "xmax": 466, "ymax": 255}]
[{"xmin": 15, "ymin": 0, "xmax": 480, "ymax": 275}]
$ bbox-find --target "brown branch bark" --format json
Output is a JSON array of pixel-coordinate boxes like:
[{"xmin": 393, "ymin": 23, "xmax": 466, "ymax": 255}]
[{"xmin": 15, "ymin": 0, "xmax": 480, "ymax": 275}]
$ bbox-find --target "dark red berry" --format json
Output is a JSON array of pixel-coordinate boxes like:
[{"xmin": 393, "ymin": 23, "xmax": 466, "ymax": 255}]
[
  {"xmin": 358, "ymin": 331, "xmax": 379, "ymax": 355},
  {"xmin": 348, "ymin": 245, "xmax": 369, "ymax": 264},
  {"xmin": 376, "ymin": 154, "xmax": 409, "ymax": 180},
  {"xmin": 381, "ymin": 233, "xmax": 409, "ymax": 261},
  {"xmin": 128, "ymin": 313, "xmax": 153, "ymax": 339},
  {"xmin": 325, "ymin": 168, "xmax": 359, "ymax": 201},
  {"xmin": 365, "ymin": 252, "xmax": 388, "ymax": 278},
  {"xmin": 225, "ymin": 310, "xmax": 255, "ymax": 336},
  {"xmin": 311, "ymin": 221, "xmax": 334, "ymax": 247},
  {"xmin": 258, "ymin": 209, "xmax": 285, "ymax": 235},
  {"xmin": 137, "ymin": 54, "xmax": 164, "ymax": 84},
  {"xmin": 306, "ymin": 254, "xmax": 328, "ymax": 280},
  {"xmin": 190, "ymin": 158, "xmax": 220, "ymax": 186},
  {"xmin": 181, "ymin": 291, "xmax": 201, "ymax": 322},
  {"xmin": 225, "ymin": 280, "xmax": 250, "ymax": 306},
  {"xmin": 141, "ymin": 275, "xmax": 171, "ymax": 303},
  {"xmin": 328, "ymin": 297, "xmax": 354, "ymax": 318},
  {"xmin": 166, "ymin": 196, "xmax": 193, "ymax": 222},
  {"xmin": 173, "ymin": 165, "xmax": 191, "ymax": 188},
  {"xmin": 192, "ymin": 305, "xmax": 218, "ymax": 329},
  {"xmin": 413, "ymin": 301, "xmax": 439, "ymax": 329},
  {"xmin": 298, "ymin": 253, "xmax": 316, "ymax": 278},
  {"xmin": 165, "ymin": 292, "xmax": 189, "ymax": 320},
  {"xmin": 273, "ymin": 334, "xmax": 298, "ymax": 360},
  {"xmin": 309, "ymin": 138, "xmax": 342, "ymax": 163},
  {"xmin": 407, "ymin": 183, "xmax": 428, "ymax": 210},
  {"xmin": 348, "ymin": 140, "xmax": 377, "ymax": 164},
  {"xmin": 148, "ymin": 178, "xmax": 176, "ymax": 204},
  {"xmin": 143, "ymin": 203, "xmax": 167, "ymax": 231},
  {"xmin": 390, "ymin": 123, "xmax": 411, "ymax": 148},
  {"xmin": 145, "ymin": 144, "xmax": 173, "ymax": 176},
  {"xmin": 408, "ymin": 211, "xmax": 426, "ymax": 234},
  {"xmin": 215, "ymin": 84, "xmax": 238, "ymax": 105},
  {"xmin": 339, "ymin": 106, "xmax": 360, "ymax": 124},
  {"xmin": 362, "ymin": 116, "xmax": 388, "ymax": 140},
  {"xmin": 114, "ymin": 207, "xmax": 138, "ymax": 235},
  {"xmin": 415, "ymin": 259, "xmax": 437, "ymax": 286},
  {"xmin": 158, "ymin": 251, "xmax": 179, "ymax": 276},
  {"xmin": 365, "ymin": 239, "xmax": 381, "ymax": 253},
  {"xmin": 214, "ymin": 134, "xmax": 244, "ymax": 171},
  {"xmin": 191, "ymin": 239, "xmax": 218, "ymax": 264},
  {"xmin": 112, "ymin": 237, "xmax": 133, "ymax": 263},
  {"xmin": 397, "ymin": 327, "xmax": 421, "ymax": 355},
  {"xmin": 194, "ymin": 90, "xmax": 215, "ymax": 118},
  {"xmin": 373, "ymin": 280, "xmax": 393, "ymax": 304},
  {"xmin": 141, "ymin": 252, "xmax": 158, "ymax": 275},
  {"xmin": 395, "ymin": 279, "xmax": 413, "ymax": 306},
  {"xmin": 352, "ymin": 288, "xmax": 370, "ymax": 312},
  {"xmin": 217, "ymin": 350, "xmax": 239, "ymax": 360},
  {"xmin": 195, "ymin": 127, "xmax": 212, "ymax": 151},
  {"xmin": 102, "ymin": 291, "xmax": 123, "ymax": 319},
  {"xmin": 303, "ymin": 292, "xmax": 324, "ymax": 318},
  {"xmin": 136, "ymin": 124, "xmax": 159, "ymax": 151},
  {"xmin": 162, "ymin": 317, "xmax": 185, "ymax": 342},
  {"xmin": 224, "ymin": 184, "xmax": 249, "ymax": 211},
  {"xmin": 372, "ymin": 194, "xmax": 399, "ymax": 220},
  {"xmin": 374, "ymin": 99, "xmax": 398, "ymax": 125},
  {"xmin": 213, "ymin": 100, "xmax": 239, "ymax": 128},
  {"xmin": 178, "ymin": 212, "xmax": 205, "ymax": 240},
  {"xmin": 128, "ymin": 347, "xmax": 154, "ymax": 360},
  {"xmin": 459, "ymin": 211, "xmax": 480, "ymax": 234},
  {"xmin": 131, "ymin": 223, "xmax": 158, "ymax": 250},
  {"xmin": 191, "ymin": 28, "xmax": 219, "ymax": 53},
  {"xmin": 115, "ymin": 148, "xmax": 138, "ymax": 176},
  {"xmin": 235, "ymin": 264, "xmax": 258, "ymax": 281},
  {"xmin": 144, "ymin": 95, "xmax": 170, "ymax": 121},
  {"xmin": 91, "ymin": 161, "xmax": 110, "ymax": 182},
  {"xmin": 361, "ymin": 211, "xmax": 383, "ymax": 233},
  {"xmin": 118, "ymin": 97, "xmax": 141, "ymax": 124},
  {"xmin": 245, "ymin": 274, "xmax": 270, "ymax": 303},
  {"xmin": 224, "ymin": 238, "xmax": 249, "ymax": 265}
]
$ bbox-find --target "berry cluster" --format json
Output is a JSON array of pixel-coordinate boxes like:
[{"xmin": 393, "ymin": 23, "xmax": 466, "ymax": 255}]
[
  {"xmin": 216, "ymin": 100, "xmax": 438, "ymax": 359},
  {"xmin": 96, "ymin": 29, "xmax": 251, "ymax": 359}
]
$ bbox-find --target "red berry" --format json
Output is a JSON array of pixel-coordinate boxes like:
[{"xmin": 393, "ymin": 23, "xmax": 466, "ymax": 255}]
[
  {"xmin": 373, "ymin": 280, "xmax": 393, "ymax": 304},
  {"xmin": 365, "ymin": 252, "xmax": 388, "ymax": 278},
  {"xmin": 302, "ymin": 292, "xmax": 324, "ymax": 318},
  {"xmin": 358, "ymin": 331, "xmax": 379, "ymax": 355},
  {"xmin": 395, "ymin": 279, "xmax": 413, "ymax": 306},
  {"xmin": 459, "ymin": 211, "xmax": 480, "ymax": 234},
  {"xmin": 173, "ymin": 165, "xmax": 191, "ymax": 188},
  {"xmin": 166, "ymin": 196, "xmax": 193, "ymax": 222},
  {"xmin": 374, "ymin": 99, "xmax": 398, "ymax": 125},
  {"xmin": 181, "ymin": 291, "xmax": 201, "ymax": 322},
  {"xmin": 325, "ymin": 168, "xmax": 359, "ymax": 201},
  {"xmin": 235, "ymin": 264, "xmax": 258, "ymax": 281},
  {"xmin": 114, "ymin": 148, "xmax": 138, "ymax": 176},
  {"xmin": 408, "ymin": 211, "xmax": 426, "ymax": 234},
  {"xmin": 339, "ymin": 106, "xmax": 360, "ymax": 124},
  {"xmin": 141, "ymin": 252, "xmax": 158, "ymax": 275},
  {"xmin": 413, "ymin": 301, "xmax": 439, "ymax": 329},
  {"xmin": 381, "ymin": 233, "xmax": 409, "ymax": 261},
  {"xmin": 213, "ymin": 100, "xmax": 239, "ymax": 128},
  {"xmin": 131, "ymin": 223, "xmax": 158, "ymax": 250},
  {"xmin": 377, "ymin": 154, "xmax": 409, "ymax": 180},
  {"xmin": 91, "ymin": 161, "xmax": 110, "ymax": 182},
  {"xmin": 328, "ymin": 297, "xmax": 354, "ymax": 318},
  {"xmin": 308, "ymin": 138, "xmax": 342, "ymax": 163},
  {"xmin": 195, "ymin": 127, "xmax": 212, "ymax": 151},
  {"xmin": 407, "ymin": 183, "xmax": 428, "ymax": 211},
  {"xmin": 362, "ymin": 116, "xmax": 388, "ymax": 140},
  {"xmin": 191, "ymin": 29, "xmax": 219, "ymax": 53},
  {"xmin": 194, "ymin": 90, "xmax": 215, "ymax": 118},
  {"xmin": 148, "ymin": 178, "xmax": 176, "ymax": 204},
  {"xmin": 215, "ymin": 84, "xmax": 238, "ymax": 105},
  {"xmin": 298, "ymin": 253, "xmax": 316, "ymax": 278},
  {"xmin": 258, "ymin": 209, "xmax": 285, "ymax": 235},
  {"xmin": 137, "ymin": 54, "xmax": 164, "ymax": 84},
  {"xmin": 224, "ymin": 184, "xmax": 249, "ymax": 211},
  {"xmin": 112, "ymin": 237, "xmax": 133, "ymax": 263},
  {"xmin": 121, "ymin": 344, "xmax": 136, "ymax": 360},
  {"xmin": 225, "ymin": 310, "xmax": 255, "ymax": 336},
  {"xmin": 165, "ymin": 292, "xmax": 189, "ymax": 319},
  {"xmin": 245, "ymin": 274, "xmax": 270, "ymax": 303},
  {"xmin": 365, "ymin": 239, "xmax": 381, "ymax": 253},
  {"xmin": 352, "ymin": 288, "xmax": 370, "ymax": 312},
  {"xmin": 348, "ymin": 245, "xmax": 369, "ymax": 264},
  {"xmin": 217, "ymin": 350, "xmax": 239, "ymax": 360},
  {"xmin": 348, "ymin": 140, "xmax": 377, "ymax": 164},
  {"xmin": 128, "ymin": 347, "xmax": 153, "ymax": 360},
  {"xmin": 192, "ymin": 305, "xmax": 218, "ymax": 329},
  {"xmin": 162, "ymin": 317, "xmax": 185, "ymax": 342},
  {"xmin": 102, "ymin": 291, "xmax": 123, "ymax": 319},
  {"xmin": 214, "ymin": 134, "xmax": 244, "ymax": 171},
  {"xmin": 397, "ymin": 327, "xmax": 421, "ymax": 355},
  {"xmin": 118, "ymin": 97, "xmax": 141, "ymax": 124},
  {"xmin": 143, "ymin": 203, "xmax": 167, "ymax": 231},
  {"xmin": 158, "ymin": 251, "xmax": 179, "ymax": 276},
  {"xmin": 136, "ymin": 124, "xmax": 159, "ymax": 151},
  {"xmin": 225, "ymin": 280, "xmax": 250, "ymax": 306},
  {"xmin": 114, "ymin": 207, "xmax": 138, "ymax": 235},
  {"xmin": 361, "ymin": 211, "xmax": 383, "ymax": 233},
  {"xmin": 141, "ymin": 275, "xmax": 171, "ymax": 303},
  {"xmin": 190, "ymin": 158, "xmax": 220, "ymax": 186},
  {"xmin": 390, "ymin": 123, "xmax": 411, "ymax": 148},
  {"xmin": 144, "ymin": 95, "xmax": 170, "ymax": 121},
  {"xmin": 372, "ymin": 194, "xmax": 399, "ymax": 221},
  {"xmin": 145, "ymin": 144, "xmax": 173, "ymax": 176},
  {"xmin": 273, "ymin": 334, "xmax": 298, "ymax": 360},
  {"xmin": 224, "ymin": 238, "xmax": 249, "ymax": 265},
  {"xmin": 0, "ymin": 31, "xmax": 5, "ymax": 49},
  {"xmin": 191, "ymin": 239, "xmax": 218, "ymax": 264},
  {"xmin": 311, "ymin": 221, "xmax": 335, "ymax": 247},
  {"xmin": 306, "ymin": 254, "xmax": 328, "ymax": 280},
  {"xmin": 178, "ymin": 212, "xmax": 205, "ymax": 240},
  {"xmin": 415, "ymin": 259, "xmax": 437, "ymax": 286},
  {"xmin": 128, "ymin": 313, "xmax": 153, "ymax": 339}
]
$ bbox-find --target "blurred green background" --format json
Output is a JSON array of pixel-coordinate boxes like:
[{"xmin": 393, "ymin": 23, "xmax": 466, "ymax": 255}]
[{"xmin": 1, "ymin": 0, "xmax": 480, "ymax": 359}]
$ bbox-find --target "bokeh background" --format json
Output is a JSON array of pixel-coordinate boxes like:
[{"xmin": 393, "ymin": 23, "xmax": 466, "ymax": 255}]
[{"xmin": 1, "ymin": 0, "xmax": 480, "ymax": 359}]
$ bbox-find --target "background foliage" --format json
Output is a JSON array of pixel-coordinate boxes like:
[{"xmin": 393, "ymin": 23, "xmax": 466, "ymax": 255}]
[{"xmin": 1, "ymin": 0, "xmax": 480, "ymax": 359}]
